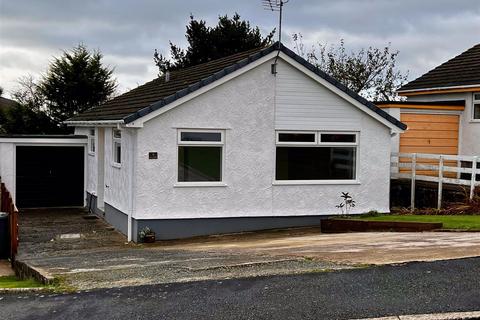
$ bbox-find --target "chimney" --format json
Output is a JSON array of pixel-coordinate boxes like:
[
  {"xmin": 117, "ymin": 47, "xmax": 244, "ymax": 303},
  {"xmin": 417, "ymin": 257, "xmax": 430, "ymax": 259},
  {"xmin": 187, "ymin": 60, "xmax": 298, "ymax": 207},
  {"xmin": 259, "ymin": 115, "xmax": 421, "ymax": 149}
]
[{"xmin": 165, "ymin": 71, "xmax": 170, "ymax": 82}]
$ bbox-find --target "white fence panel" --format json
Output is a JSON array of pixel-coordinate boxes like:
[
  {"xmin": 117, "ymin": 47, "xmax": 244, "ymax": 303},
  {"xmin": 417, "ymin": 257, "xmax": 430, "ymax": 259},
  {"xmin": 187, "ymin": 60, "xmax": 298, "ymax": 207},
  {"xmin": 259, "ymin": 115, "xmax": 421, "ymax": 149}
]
[{"xmin": 391, "ymin": 152, "xmax": 479, "ymax": 210}]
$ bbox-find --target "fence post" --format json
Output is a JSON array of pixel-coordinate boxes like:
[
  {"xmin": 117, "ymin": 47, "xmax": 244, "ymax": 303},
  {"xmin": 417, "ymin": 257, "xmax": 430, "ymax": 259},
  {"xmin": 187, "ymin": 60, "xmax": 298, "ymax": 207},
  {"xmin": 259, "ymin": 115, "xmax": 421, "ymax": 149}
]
[
  {"xmin": 411, "ymin": 153, "xmax": 416, "ymax": 211},
  {"xmin": 471, "ymin": 156, "xmax": 478, "ymax": 200},
  {"xmin": 437, "ymin": 155, "xmax": 443, "ymax": 210}
]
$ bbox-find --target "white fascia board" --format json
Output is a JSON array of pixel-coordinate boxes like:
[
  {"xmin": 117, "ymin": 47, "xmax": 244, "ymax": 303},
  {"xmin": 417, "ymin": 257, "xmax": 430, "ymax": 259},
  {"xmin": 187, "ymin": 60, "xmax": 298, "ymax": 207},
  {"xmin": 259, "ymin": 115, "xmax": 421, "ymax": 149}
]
[
  {"xmin": 279, "ymin": 53, "xmax": 405, "ymax": 133},
  {"xmin": 124, "ymin": 52, "xmax": 278, "ymax": 128},
  {"xmin": 64, "ymin": 120, "xmax": 124, "ymax": 127},
  {"xmin": 0, "ymin": 138, "xmax": 87, "ymax": 144}
]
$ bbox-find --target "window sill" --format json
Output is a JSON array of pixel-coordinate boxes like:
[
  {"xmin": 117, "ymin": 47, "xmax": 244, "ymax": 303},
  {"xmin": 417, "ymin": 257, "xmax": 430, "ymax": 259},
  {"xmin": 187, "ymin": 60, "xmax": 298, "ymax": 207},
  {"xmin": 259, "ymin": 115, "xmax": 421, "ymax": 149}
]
[
  {"xmin": 469, "ymin": 119, "xmax": 480, "ymax": 123},
  {"xmin": 174, "ymin": 182, "xmax": 227, "ymax": 188},
  {"xmin": 111, "ymin": 162, "xmax": 122, "ymax": 169},
  {"xmin": 272, "ymin": 180, "xmax": 360, "ymax": 186},
  {"xmin": 88, "ymin": 152, "xmax": 95, "ymax": 157}
]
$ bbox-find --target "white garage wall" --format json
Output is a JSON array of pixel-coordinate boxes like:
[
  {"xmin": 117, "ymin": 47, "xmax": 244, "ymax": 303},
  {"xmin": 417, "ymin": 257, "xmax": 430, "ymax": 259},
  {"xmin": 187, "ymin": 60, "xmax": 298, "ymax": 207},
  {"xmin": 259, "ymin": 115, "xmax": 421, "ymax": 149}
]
[
  {"xmin": 0, "ymin": 142, "xmax": 15, "ymax": 199},
  {"xmin": 133, "ymin": 58, "xmax": 392, "ymax": 219}
]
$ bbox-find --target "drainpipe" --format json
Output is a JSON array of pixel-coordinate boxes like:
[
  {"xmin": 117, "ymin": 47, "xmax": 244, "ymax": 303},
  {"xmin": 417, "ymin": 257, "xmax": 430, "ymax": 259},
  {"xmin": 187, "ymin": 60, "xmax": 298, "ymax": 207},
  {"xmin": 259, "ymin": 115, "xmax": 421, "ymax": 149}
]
[{"xmin": 127, "ymin": 129, "xmax": 137, "ymax": 242}]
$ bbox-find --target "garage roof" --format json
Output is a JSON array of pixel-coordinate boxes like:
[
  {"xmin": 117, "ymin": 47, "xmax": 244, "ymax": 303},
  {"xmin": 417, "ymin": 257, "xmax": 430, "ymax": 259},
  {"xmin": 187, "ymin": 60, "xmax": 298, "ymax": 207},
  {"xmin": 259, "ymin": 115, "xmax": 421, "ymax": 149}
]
[{"xmin": 68, "ymin": 42, "xmax": 406, "ymax": 130}]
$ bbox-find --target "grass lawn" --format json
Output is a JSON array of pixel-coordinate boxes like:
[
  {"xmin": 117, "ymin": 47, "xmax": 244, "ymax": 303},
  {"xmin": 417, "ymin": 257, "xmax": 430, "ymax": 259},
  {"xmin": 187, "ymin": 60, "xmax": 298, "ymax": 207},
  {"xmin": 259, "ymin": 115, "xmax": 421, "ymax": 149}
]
[
  {"xmin": 354, "ymin": 215, "xmax": 480, "ymax": 230},
  {"xmin": 0, "ymin": 276, "xmax": 44, "ymax": 289}
]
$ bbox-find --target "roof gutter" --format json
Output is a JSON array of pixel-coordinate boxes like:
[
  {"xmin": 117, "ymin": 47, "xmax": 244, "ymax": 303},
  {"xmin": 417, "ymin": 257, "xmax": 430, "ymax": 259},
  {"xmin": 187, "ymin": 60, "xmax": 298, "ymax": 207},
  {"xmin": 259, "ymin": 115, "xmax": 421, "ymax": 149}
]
[
  {"xmin": 397, "ymin": 83, "xmax": 480, "ymax": 94},
  {"xmin": 63, "ymin": 120, "xmax": 125, "ymax": 127}
]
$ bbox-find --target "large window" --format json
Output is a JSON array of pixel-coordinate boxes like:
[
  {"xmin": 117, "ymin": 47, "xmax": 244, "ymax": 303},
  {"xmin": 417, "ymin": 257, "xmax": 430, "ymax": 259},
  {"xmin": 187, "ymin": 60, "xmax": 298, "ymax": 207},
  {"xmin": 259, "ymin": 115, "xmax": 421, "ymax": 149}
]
[
  {"xmin": 276, "ymin": 131, "xmax": 358, "ymax": 182},
  {"xmin": 177, "ymin": 130, "xmax": 224, "ymax": 182},
  {"xmin": 112, "ymin": 129, "xmax": 122, "ymax": 165},
  {"xmin": 88, "ymin": 128, "xmax": 96, "ymax": 155},
  {"xmin": 473, "ymin": 92, "xmax": 480, "ymax": 120}
]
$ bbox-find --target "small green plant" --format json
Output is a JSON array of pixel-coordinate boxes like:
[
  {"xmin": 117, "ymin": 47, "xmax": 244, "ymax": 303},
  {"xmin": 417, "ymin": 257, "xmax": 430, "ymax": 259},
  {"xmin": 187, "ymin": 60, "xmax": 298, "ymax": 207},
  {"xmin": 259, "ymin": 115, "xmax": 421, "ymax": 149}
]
[
  {"xmin": 336, "ymin": 192, "xmax": 356, "ymax": 215},
  {"xmin": 138, "ymin": 227, "xmax": 156, "ymax": 243}
]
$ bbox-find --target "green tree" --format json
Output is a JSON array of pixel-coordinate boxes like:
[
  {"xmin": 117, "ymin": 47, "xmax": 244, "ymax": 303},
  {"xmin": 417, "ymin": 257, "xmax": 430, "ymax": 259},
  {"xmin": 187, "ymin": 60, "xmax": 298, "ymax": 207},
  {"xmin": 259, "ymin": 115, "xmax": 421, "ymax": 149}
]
[
  {"xmin": 0, "ymin": 45, "xmax": 117, "ymax": 134},
  {"xmin": 154, "ymin": 13, "xmax": 275, "ymax": 74},
  {"xmin": 39, "ymin": 44, "xmax": 117, "ymax": 125},
  {"xmin": 292, "ymin": 34, "xmax": 408, "ymax": 101}
]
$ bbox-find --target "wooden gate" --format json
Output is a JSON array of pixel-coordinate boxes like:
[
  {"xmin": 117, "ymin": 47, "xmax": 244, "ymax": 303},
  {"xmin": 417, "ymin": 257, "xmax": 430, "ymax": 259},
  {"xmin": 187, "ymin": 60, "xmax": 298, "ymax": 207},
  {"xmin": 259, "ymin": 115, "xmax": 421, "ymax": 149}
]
[{"xmin": 1, "ymin": 182, "xmax": 19, "ymax": 263}]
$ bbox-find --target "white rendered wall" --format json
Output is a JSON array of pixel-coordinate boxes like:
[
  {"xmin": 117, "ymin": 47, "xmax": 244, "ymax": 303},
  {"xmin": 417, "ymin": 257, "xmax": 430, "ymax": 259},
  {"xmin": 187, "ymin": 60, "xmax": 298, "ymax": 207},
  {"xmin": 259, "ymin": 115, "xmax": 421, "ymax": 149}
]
[
  {"xmin": 0, "ymin": 142, "xmax": 15, "ymax": 199},
  {"xmin": 407, "ymin": 93, "xmax": 480, "ymax": 156},
  {"xmin": 134, "ymin": 58, "xmax": 392, "ymax": 219},
  {"xmin": 103, "ymin": 127, "xmax": 135, "ymax": 214},
  {"xmin": 75, "ymin": 127, "xmax": 97, "ymax": 194}
]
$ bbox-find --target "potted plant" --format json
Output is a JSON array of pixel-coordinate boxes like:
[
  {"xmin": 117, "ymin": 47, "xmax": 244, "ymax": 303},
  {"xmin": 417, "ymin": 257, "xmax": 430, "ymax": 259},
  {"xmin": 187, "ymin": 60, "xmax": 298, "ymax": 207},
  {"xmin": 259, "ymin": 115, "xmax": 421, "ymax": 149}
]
[{"xmin": 139, "ymin": 227, "xmax": 155, "ymax": 243}]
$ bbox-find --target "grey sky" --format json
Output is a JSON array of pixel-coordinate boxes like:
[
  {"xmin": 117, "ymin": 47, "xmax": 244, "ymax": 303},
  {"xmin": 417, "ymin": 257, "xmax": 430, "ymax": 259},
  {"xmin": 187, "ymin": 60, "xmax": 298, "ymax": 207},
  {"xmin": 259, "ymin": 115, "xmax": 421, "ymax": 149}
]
[{"xmin": 1, "ymin": 0, "xmax": 479, "ymax": 97}]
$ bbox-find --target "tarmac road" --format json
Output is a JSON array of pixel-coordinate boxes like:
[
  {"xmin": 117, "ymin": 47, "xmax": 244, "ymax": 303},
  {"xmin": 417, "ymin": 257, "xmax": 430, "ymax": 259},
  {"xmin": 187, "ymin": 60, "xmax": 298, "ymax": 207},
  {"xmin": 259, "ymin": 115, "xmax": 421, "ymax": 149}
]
[{"xmin": 1, "ymin": 257, "xmax": 479, "ymax": 320}]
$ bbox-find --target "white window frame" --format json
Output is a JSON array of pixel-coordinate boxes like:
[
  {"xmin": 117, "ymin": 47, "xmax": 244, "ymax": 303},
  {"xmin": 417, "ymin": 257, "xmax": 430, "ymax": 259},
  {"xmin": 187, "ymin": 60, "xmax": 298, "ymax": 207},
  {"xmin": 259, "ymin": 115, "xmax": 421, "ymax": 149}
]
[
  {"xmin": 175, "ymin": 129, "xmax": 226, "ymax": 187},
  {"xmin": 472, "ymin": 92, "xmax": 480, "ymax": 122},
  {"xmin": 276, "ymin": 131, "xmax": 318, "ymax": 145},
  {"xmin": 88, "ymin": 128, "xmax": 96, "ymax": 156},
  {"xmin": 274, "ymin": 130, "xmax": 360, "ymax": 185},
  {"xmin": 112, "ymin": 129, "xmax": 122, "ymax": 168}
]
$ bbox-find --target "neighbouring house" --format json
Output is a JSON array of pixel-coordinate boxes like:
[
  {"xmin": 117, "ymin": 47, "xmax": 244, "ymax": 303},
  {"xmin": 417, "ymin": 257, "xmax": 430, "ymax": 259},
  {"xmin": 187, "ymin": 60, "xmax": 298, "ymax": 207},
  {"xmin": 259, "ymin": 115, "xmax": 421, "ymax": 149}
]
[
  {"xmin": 377, "ymin": 43, "xmax": 480, "ymax": 159},
  {"xmin": 64, "ymin": 43, "xmax": 405, "ymax": 241},
  {"xmin": 0, "ymin": 96, "xmax": 18, "ymax": 114}
]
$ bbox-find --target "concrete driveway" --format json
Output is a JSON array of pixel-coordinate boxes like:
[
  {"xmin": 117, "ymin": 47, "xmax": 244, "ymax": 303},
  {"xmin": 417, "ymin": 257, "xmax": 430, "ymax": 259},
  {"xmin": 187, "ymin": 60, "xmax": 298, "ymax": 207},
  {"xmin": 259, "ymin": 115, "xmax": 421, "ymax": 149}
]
[{"xmin": 15, "ymin": 208, "xmax": 480, "ymax": 290}]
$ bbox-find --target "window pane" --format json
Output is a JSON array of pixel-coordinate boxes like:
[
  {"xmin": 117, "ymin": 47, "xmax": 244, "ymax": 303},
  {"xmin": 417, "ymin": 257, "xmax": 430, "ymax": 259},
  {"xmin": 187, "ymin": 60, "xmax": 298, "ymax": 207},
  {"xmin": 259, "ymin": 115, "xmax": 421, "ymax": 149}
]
[
  {"xmin": 181, "ymin": 132, "xmax": 221, "ymax": 142},
  {"xmin": 276, "ymin": 147, "xmax": 356, "ymax": 180},
  {"xmin": 321, "ymin": 134, "xmax": 356, "ymax": 143},
  {"xmin": 474, "ymin": 93, "xmax": 480, "ymax": 101},
  {"xmin": 114, "ymin": 142, "xmax": 121, "ymax": 163},
  {"xmin": 278, "ymin": 133, "xmax": 316, "ymax": 143},
  {"xmin": 178, "ymin": 146, "xmax": 222, "ymax": 181},
  {"xmin": 113, "ymin": 129, "xmax": 121, "ymax": 138},
  {"xmin": 89, "ymin": 129, "xmax": 95, "ymax": 136},
  {"xmin": 474, "ymin": 104, "xmax": 480, "ymax": 119},
  {"xmin": 90, "ymin": 139, "xmax": 95, "ymax": 153}
]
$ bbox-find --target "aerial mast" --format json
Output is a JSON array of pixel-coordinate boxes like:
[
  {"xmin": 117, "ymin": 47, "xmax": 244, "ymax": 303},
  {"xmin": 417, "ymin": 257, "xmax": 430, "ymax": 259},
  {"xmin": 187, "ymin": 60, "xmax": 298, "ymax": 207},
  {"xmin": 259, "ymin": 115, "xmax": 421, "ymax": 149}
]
[{"xmin": 262, "ymin": 0, "xmax": 290, "ymax": 74}]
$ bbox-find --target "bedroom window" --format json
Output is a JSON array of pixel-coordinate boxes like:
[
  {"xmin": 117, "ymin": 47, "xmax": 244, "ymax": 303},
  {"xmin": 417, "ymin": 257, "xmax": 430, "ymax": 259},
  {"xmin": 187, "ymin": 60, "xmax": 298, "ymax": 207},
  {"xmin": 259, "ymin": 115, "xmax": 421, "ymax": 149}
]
[
  {"xmin": 275, "ymin": 131, "xmax": 358, "ymax": 182},
  {"xmin": 88, "ymin": 128, "xmax": 96, "ymax": 155},
  {"xmin": 473, "ymin": 93, "xmax": 480, "ymax": 120},
  {"xmin": 112, "ymin": 129, "xmax": 122, "ymax": 165},
  {"xmin": 177, "ymin": 130, "xmax": 224, "ymax": 182}
]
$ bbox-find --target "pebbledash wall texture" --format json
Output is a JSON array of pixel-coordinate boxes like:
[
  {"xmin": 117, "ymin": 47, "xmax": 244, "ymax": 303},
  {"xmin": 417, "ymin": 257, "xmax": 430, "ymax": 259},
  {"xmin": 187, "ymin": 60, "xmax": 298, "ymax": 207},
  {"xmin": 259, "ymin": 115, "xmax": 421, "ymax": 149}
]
[{"xmin": 78, "ymin": 57, "xmax": 393, "ymax": 241}]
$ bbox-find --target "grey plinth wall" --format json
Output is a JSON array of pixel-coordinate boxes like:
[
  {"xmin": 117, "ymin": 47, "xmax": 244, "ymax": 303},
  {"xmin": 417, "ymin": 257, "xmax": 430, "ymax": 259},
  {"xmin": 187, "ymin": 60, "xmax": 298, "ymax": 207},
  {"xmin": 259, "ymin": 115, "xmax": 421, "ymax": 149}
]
[{"xmin": 87, "ymin": 192, "xmax": 327, "ymax": 242}]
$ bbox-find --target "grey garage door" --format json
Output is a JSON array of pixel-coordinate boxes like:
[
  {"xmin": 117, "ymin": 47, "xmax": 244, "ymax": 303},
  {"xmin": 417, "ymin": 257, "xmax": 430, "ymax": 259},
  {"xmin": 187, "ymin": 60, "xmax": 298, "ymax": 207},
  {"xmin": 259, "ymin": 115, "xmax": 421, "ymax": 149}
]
[{"xmin": 16, "ymin": 146, "xmax": 84, "ymax": 208}]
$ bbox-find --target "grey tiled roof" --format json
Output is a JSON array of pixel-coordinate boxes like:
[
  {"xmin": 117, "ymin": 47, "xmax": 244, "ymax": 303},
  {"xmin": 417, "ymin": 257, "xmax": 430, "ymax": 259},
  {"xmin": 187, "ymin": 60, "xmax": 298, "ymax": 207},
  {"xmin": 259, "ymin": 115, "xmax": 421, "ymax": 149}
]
[
  {"xmin": 70, "ymin": 42, "xmax": 406, "ymax": 130},
  {"xmin": 399, "ymin": 43, "xmax": 480, "ymax": 92}
]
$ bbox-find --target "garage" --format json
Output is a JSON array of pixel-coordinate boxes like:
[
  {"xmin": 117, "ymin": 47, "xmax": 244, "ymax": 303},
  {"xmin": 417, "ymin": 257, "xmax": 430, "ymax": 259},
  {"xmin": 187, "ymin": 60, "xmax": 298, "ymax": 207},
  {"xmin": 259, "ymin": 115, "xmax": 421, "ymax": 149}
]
[
  {"xmin": 399, "ymin": 113, "xmax": 460, "ymax": 155},
  {"xmin": 0, "ymin": 135, "xmax": 87, "ymax": 208},
  {"xmin": 16, "ymin": 146, "xmax": 84, "ymax": 208}
]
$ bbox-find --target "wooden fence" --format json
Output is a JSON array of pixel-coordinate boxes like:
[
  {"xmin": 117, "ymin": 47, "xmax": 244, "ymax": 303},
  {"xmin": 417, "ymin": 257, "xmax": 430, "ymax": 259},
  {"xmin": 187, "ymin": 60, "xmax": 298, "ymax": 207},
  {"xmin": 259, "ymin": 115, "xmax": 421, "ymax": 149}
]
[
  {"xmin": 391, "ymin": 152, "xmax": 480, "ymax": 209},
  {"xmin": 0, "ymin": 182, "xmax": 19, "ymax": 263}
]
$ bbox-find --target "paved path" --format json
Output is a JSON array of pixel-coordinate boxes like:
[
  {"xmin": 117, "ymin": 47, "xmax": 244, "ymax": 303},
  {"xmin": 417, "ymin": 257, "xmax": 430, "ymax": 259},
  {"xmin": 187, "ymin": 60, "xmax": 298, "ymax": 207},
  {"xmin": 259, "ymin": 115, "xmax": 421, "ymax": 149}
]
[
  {"xmin": 1, "ymin": 258, "xmax": 479, "ymax": 320},
  {"xmin": 163, "ymin": 229, "xmax": 480, "ymax": 265},
  {"xmin": 0, "ymin": 260, "xmax": 14, "ymax": 276}
]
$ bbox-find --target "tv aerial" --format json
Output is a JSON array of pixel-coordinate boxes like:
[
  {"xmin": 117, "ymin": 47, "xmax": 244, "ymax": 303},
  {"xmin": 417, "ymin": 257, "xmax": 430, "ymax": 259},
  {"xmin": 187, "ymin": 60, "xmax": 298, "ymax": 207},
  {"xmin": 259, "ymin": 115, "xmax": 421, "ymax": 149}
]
[{"xmin": 262, "ymin": 0, "xmax": 290, "ymax": 74}]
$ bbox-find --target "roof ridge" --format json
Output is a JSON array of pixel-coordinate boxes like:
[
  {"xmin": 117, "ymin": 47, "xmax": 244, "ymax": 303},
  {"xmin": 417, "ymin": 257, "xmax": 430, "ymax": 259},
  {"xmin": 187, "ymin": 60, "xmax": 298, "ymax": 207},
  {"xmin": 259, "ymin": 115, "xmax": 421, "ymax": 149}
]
[{"xmin": 68, "ymin": 42, "xmax": 405, "ymax": 131}]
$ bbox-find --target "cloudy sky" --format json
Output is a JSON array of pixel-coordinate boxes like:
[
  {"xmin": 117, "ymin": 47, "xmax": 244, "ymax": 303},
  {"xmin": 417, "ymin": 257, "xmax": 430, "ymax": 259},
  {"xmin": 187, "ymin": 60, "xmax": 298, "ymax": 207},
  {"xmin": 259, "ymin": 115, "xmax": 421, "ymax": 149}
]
[{"xmin": 1, "ymin": 0, "xmax": 479, "ymax": 97}]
